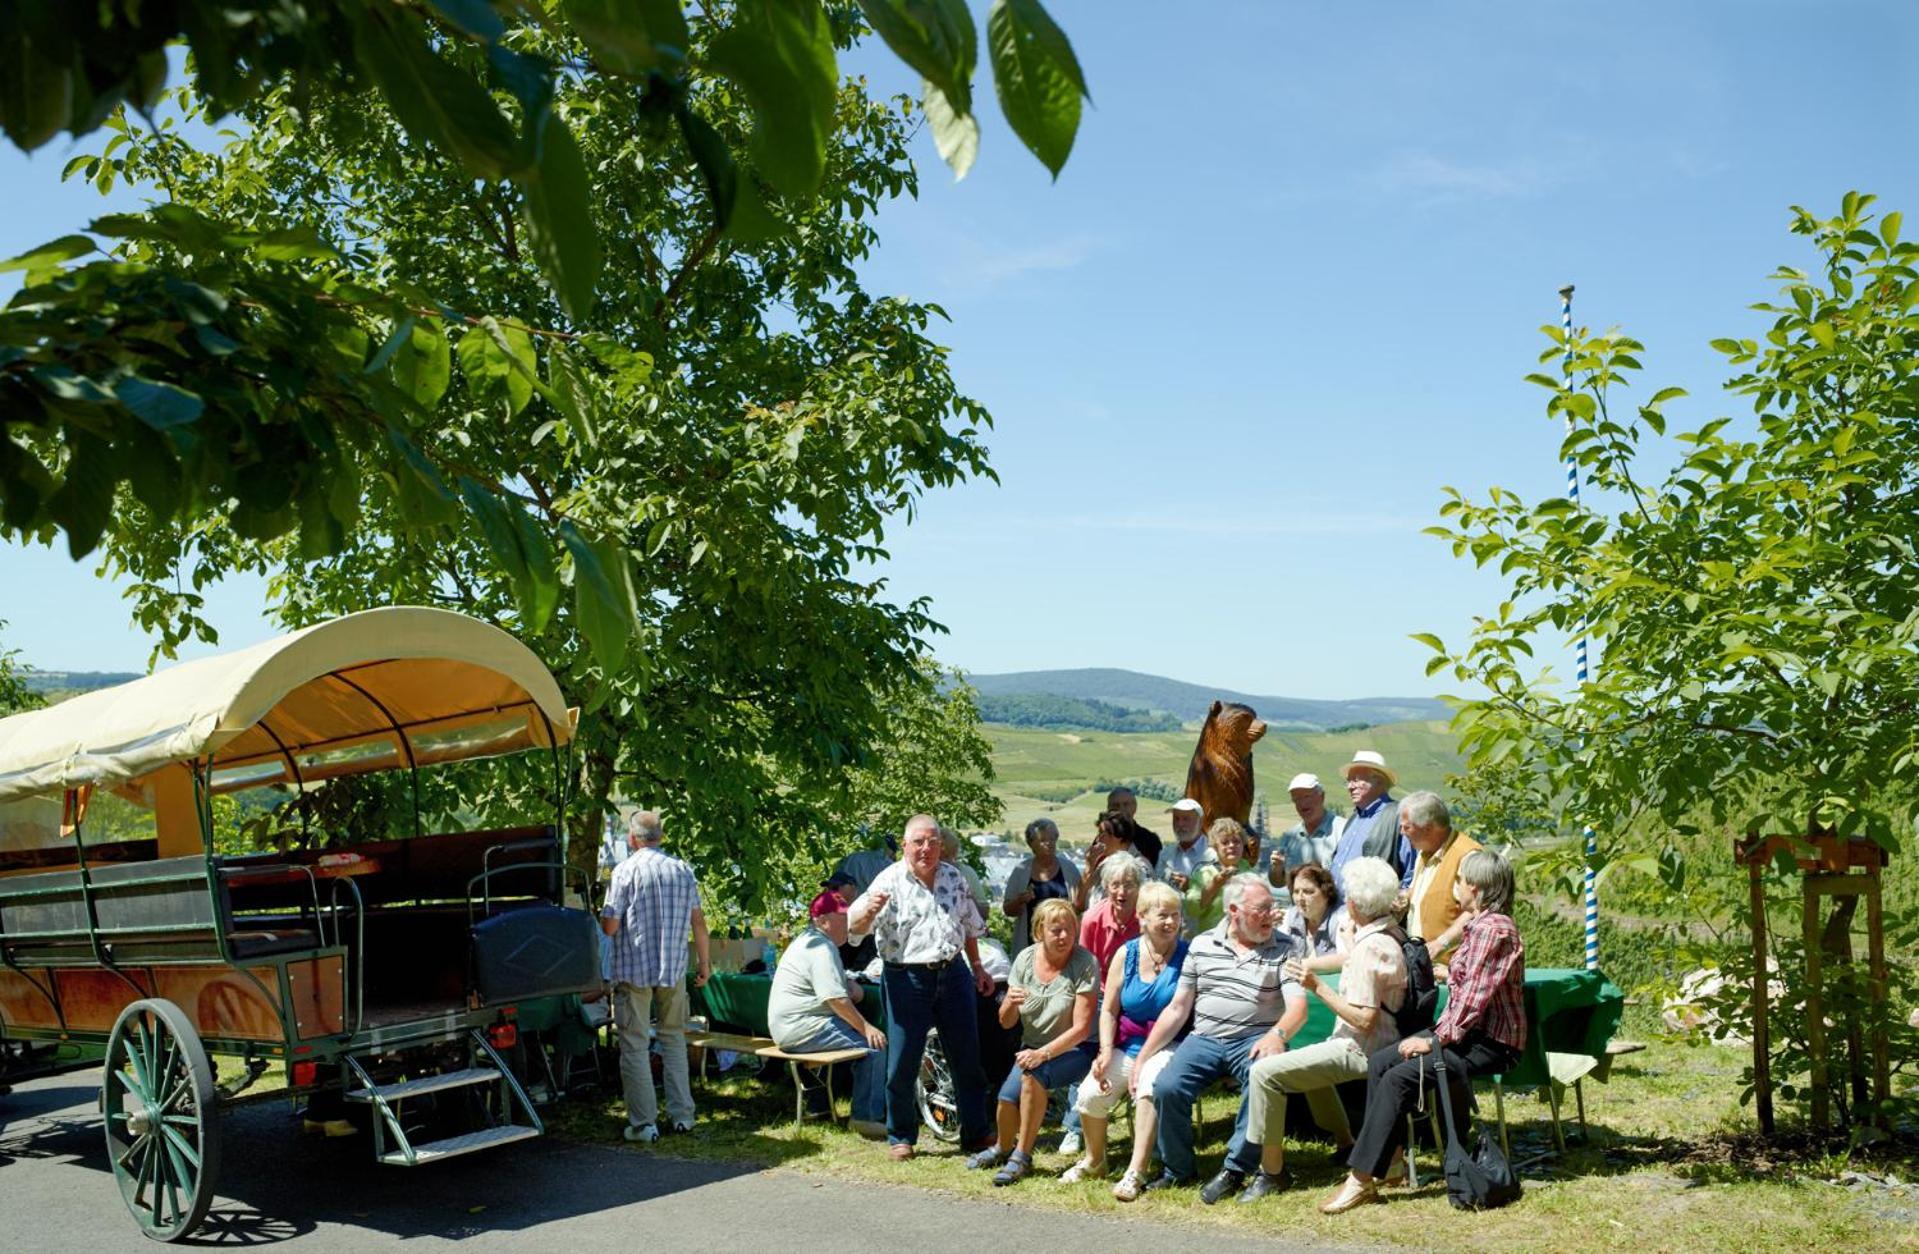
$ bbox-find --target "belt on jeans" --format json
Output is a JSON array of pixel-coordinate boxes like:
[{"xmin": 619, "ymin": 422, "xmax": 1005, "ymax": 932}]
[{"xmin": 883, "ymin": 957, "xmax": 957, "ymax": 972}]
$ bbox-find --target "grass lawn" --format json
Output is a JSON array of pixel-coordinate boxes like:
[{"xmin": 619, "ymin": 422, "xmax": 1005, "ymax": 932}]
[{"xmin": 544, "ymin": 1036, "xmax": 1919, "ymax": 1251}]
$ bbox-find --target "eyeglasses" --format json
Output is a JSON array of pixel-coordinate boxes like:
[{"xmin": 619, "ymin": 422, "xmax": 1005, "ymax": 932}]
[{"xmin": 1233, "ymin": 903, "xmax": 1278, "ymax": 919}]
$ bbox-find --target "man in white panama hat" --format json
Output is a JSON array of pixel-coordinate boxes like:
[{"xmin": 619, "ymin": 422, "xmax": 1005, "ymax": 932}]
[{"xmin": 1326, "ymin": 751, "xmax": 1414, "ymax": 891}]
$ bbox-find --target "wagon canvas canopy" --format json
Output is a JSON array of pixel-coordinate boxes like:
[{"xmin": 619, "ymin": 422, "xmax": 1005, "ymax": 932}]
[{"xmin": 0, "ymin": 606, "xmax": 576, "ymax": 805}]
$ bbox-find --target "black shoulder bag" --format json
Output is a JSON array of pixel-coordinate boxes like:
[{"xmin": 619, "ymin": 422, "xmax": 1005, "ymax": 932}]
[{"xmin": 1431, "ymin": 1052, "xmax": 1522, "ymax": 1210}]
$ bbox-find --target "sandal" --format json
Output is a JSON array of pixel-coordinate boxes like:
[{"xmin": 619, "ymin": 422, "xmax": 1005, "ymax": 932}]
[
  {"xmin": 966, "ymin": 1145, "xmax": 1006, "ymax": 1170},
  {"xmin": 992, "ymin": 1151, "xmax": 1031, "ymax": 1187},
  {"xmin": 1112, "ymin": 1169, "xmax": 1144, "ymax": 1202},
  {"xmin": 1319, "ymin": 1175, "xmax": 1381, "ymax": 1215},
  {"xmin": 1059, "ymin": 1156, "xmax": 1106, "ymax": 1184}
]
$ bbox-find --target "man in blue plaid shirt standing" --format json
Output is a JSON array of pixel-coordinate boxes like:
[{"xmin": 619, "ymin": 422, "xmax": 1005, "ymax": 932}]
[{"xmin": 602, "ymin": 810, "xmax": 712, "ymax": 1142}]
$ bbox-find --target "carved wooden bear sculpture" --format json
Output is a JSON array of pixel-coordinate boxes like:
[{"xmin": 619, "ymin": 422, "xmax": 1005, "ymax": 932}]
[{"xmin": 1183, "ymin": 700, "xmax": 1267, "ymax": 835}]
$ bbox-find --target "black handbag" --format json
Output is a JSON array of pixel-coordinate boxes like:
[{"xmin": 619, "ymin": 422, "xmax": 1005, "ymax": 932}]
[{"xmin": 1432, "ymin": 1053, "xmax": 1523, "ymax": 1210}]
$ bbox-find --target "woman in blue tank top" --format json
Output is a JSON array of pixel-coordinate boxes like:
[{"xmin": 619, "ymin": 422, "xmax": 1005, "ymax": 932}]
[{"xmin": 1063, "ymin": 880, "xmax": 1189, "ymax": 1200}]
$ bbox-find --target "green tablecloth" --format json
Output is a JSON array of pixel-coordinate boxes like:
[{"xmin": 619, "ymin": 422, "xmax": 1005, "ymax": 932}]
[
  {"xmin": 1296, "ymin": 966, "xmax": 1624, "ymax": 1088},
  {"xmin": 695, "ymin": 972, "xmax": 887, "ymax": 1036}
]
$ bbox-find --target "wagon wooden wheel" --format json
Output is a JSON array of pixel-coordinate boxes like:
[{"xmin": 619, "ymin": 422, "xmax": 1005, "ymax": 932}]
[{"xmin": 103, "ymin": 998, "xmax": 222, "ymax": 1242}]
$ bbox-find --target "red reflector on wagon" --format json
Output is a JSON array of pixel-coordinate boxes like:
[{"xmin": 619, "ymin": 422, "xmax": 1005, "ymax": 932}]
[
  {"xmin": 291, "ymin": 1061, "xmax": 319, "ymax": 1088},
  {"xmin": 486, "ymin": 1021, "xmax": 518, "ymax": 1049}
]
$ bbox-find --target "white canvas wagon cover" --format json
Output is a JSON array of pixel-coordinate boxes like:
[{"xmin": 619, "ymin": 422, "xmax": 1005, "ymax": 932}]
[{"xmin": 0, "ymin": 606, "xmax": 575, "ymax": 805}]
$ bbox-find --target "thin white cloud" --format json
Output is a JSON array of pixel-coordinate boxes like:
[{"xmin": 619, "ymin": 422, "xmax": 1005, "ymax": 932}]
[
  {"xmin": 968, "ymin": 235, "xmax": 1101, "ymax": 287},
  {"xmin": 1373, "ymin": 152, "xmax": 1555, "ymax": 200}
]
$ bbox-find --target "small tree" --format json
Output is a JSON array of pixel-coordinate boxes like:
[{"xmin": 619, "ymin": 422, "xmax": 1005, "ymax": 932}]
[
  {"xmin": 0, "ymin": 622, "xmax": 42, "ymax": 717},
  {"xmin": 1425, "ymin": 193, "xmax": 1919, "ymax": 1130}
]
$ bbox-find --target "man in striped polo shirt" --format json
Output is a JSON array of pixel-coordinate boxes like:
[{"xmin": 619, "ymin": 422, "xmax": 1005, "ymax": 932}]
[{"xmin": 1130, "ymin": 873, "xmax": 1307, "ymax": 1202}]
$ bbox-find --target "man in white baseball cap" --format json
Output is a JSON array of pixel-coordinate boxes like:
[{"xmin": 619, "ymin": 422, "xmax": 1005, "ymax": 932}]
[
  {"xmin": 1326, "ymin": 750, "xmax": 1414, "ymax": 890},
  {"xmin": 1263, "ymin": 773, "xmax": 1348, "ymax": 905},
  {"xmin": 1158, "ymin": 797, "xmax": 1212, "ymax": 890}
]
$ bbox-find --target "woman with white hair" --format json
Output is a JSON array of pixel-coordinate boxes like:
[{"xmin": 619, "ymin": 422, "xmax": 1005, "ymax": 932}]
[
  {"xmin": 1322, "ymin": 849, "xmax": 1525, "ymax": 1215},
  {"xmin": 1235, "ymin": 856, "xmax": 1408, "ymax": 1202},
  {"xmin": 1062, "ymin": 879, "xmax": 1189, "ymax": 1198},
  {"xmin": 1078, "ymin": 850, "xmax": 1147, "ymax": 972}
]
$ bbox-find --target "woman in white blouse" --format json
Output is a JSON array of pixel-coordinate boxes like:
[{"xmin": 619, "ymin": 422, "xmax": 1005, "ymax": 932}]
[{"xmin": 1233, "ymin": 856, "xmax": 1408, "ymax": 1201}]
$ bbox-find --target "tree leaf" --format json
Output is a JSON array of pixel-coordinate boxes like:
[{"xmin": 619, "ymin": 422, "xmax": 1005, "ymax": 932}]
[
  {"xmin": 460, "ymin": 477, "xmax": 533, "ymax": 605},
  {"xmin": 705, "ymin": 0, "xmax": 839, "ymax": 199},
  {"xmin": 562, "ymin": 521, "xmax": 634, "ymax": 672},
  {"xmin": 922, "ymin": 79, "xmax": 979, "ymax": 179},
  {"xmin": 520, "ymin": 116, "xmax": 602, "ymax": 320},
  {"xmin": 114, "ymin": 376, "xmax": 205, "ymax": 430},
  {"xmin": 0, "ymin": 234, "xmax": 96, "ymax": 273},
  {"xmin": 251, "ymin": 224, "xmax": 341, "ymax": 262},
  {"xmin": 426, "ymin": 0, "xmax": 506, "ymax": 41},
  {"xmin": 986, "ymin": 0, "xmax": 1084, "ymax": 176},
  {"xmin": 0, "ymin": 33, "xmax": 73, "ymax": 151},
  {"xmin": 46, "ymin": 432, "xmax": 116, "ymax": 559},
  {"xmin": 564, "ymin": 0, "xmax": 691, "ymax": 74},
  {"xmin": 858, "ymin": 0, "xmax": 977, "ymax": 115},
  {"xmin": 675, "ymin": 104, "xmax": 737, "ymax": 228},
  {"xmin": 350, "ymin": 7, "xmax": 519, "ymax": 180},
  {"xmin": 508, "ymin": 495, "xmax": 559, "ymax": 632},
  {"xmin": 392, "ymin": 319, "xmax": 453, "ymax": 407}
]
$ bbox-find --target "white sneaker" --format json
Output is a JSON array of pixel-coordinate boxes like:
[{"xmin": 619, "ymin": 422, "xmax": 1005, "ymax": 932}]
[
  {"xmin": 669, "ymin": 1119, "xmax": 695, "ymax": 1134},
  {"xmin": 1056, "ymin": 1130, "xmax": 1083, "ymax": 1156},
  {"xmin": 623, "ymin": 1122, "xmax": 660, "ymax": 1143}
]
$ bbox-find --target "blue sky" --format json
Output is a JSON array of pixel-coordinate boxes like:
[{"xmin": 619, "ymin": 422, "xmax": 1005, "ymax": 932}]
[{"xmin": 5, "ymin": 1, "xmax": 1918, "ymax": 699}]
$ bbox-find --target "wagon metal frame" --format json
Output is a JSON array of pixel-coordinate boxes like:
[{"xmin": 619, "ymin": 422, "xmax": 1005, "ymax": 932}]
[{"xmin": 0, "ymin": 607, "xmax": 599, "ymax": 1240}]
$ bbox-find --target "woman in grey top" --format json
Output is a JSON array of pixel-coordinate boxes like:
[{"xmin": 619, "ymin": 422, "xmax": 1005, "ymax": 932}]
[
  {"xmin": 1002, "ymin": 818, "xmax": 1081, "ymax": 953},
  {"xmin": 966, "ymin": 898, "xmax": 1099, "ymax": 1186}
]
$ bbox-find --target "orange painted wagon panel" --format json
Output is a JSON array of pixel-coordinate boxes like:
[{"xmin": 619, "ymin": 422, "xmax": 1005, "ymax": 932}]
[
  {"xmin": 152, "ymin": 966, "xmax": 285, "ymax": 1042},
  {"xmin": 0, "ymin": 966, "xmax": 65, "ymax": 1031},
  {"xmin": 53, "ymin": 967, "xmax": 155, "ymax": 1033},
  {"xmin": 286, "ymin": 955, "xmax": 345, "ymax": 1039}
]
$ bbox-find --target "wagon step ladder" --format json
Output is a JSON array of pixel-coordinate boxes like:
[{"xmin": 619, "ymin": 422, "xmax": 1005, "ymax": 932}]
[{"xmin": 343, "ymin": 1030, "xmax": 543, "ymax": 1166}]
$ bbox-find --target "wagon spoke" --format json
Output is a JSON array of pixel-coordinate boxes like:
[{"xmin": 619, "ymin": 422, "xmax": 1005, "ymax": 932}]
[
  {"xmin": 158, "ymin": 1133, "xmax": 186, "ymax": 1226},
  {"xmin": 161, "ymin": 1071, "xmax": 193, "ymax": 1115},
  {"xmin": 161, "ymin": 1122, "xmax": 202, "ymax": 1172},
  {"xmin": 125, "ymin": 1021, "xmax": 153, "ymax": 1100}
]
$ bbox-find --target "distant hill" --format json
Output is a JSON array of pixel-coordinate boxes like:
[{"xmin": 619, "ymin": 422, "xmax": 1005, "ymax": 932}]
[
  {"xmin": 21, "ymin": 669, "xmax": 141, "ymax": 697},
  {"xmin": 975, "ymin": 692, "xmax": 1183, "ymax": 733},
  {"xmin": 963, "ymin": 667, "xmax": 1448, "ymax": 731}
]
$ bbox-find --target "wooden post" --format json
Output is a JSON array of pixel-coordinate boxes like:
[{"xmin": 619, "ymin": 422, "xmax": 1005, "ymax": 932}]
[
  {"xmin": 1803, "ymin": 876, "xmax": 1829, "ymax": 1133},
  {"xmin": 1747, "ymin": 852, "xmax": 1774, "ymax": 1137},
  {"xmin": 1867, "ymin": 864, "xmax": 1891, "ymax": 1127}
]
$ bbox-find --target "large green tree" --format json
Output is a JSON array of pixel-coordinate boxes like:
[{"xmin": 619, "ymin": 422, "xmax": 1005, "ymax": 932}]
[
  {"xmin": 32, "ymin": 11, "xmax": 1004, "ymax": 910},
  {"xmin": 0, "ymin": 0, "xmax": 1086, "ymax": 605}
]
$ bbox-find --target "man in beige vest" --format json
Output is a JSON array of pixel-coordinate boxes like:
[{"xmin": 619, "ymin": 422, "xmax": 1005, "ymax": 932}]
[{"xmin": 1396, "ymin": 792, "xmax": 1481, "ymax": 976}]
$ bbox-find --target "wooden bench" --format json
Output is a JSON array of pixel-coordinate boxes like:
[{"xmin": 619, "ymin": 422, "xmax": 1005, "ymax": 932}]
[
  {"xmin": 754, "ymin": 1044, "xmax": 873, "ymax": 1130},
  {"xmin": 685, "ymin": 1029, "xmax": 775, "ymax": 1081}
]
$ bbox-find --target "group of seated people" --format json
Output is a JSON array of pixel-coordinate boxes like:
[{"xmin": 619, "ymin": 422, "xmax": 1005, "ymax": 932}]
[{"xmin": 768, "ymin": 750, "xmax": 1528, "ymax": 1214}]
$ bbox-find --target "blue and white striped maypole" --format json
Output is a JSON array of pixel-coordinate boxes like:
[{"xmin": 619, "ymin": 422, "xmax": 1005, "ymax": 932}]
[{"xmin": 1559, "ymin": 283, "xmax": 1600, "ymax": 971}]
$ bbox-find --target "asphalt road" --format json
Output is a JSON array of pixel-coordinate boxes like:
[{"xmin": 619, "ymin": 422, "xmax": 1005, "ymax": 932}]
[{"xmin": 0, "ymin": 1070, "xmax": 1336, "ymax": 1253}]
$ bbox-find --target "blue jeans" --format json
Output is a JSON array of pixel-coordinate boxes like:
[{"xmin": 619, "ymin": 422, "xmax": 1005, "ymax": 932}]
[
  {"xmin": 1153, "ymin": 1031, "xmax": 1264, "ymax": 1180},
  {"xmin": 995, "ymin": 1043, "xmax": 1095, "ymax": 1104},
  {"xmin": 881, "ymin": 958, "xmax": 988, "ymax": 1147},
  {"xmin": 786, "ymin": 1018, "xmax": 884, "ymax": 1122}
]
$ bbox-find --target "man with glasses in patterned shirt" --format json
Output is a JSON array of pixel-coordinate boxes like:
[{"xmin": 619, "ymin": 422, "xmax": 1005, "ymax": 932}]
[{"xmin": 1130, "ymin": 873, "xmax": 1308, "ymax": 1203}]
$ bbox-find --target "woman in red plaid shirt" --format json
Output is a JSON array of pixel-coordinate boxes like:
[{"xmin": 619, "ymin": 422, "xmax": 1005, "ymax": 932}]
[{"xmin": 1321, "ymin": 849, "xmax": 1526, "ymax": 1215}]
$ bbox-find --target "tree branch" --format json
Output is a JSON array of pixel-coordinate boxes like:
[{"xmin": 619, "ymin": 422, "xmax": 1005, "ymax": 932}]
[{"xmin": 657, "ymin": 225, "xmax": 724, "ymax": 322}]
